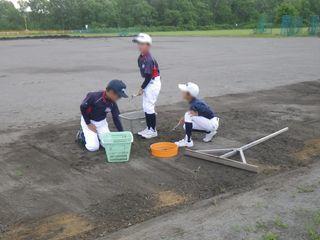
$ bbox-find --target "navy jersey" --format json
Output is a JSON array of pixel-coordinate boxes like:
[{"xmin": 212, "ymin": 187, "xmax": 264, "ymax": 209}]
[
  {"xmin": 189, "ymin": 98, "xmax": 215, "ymax": 119},
  {"xmin": 138, "ymin": 53, "xmax": 160, "ymax": 89},
  {"xmin": 80, "ymin": 91, "xmax": 123, "ymax": 131}
]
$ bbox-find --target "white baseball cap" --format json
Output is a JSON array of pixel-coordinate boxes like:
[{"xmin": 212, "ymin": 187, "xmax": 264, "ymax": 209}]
[
  {"xmin": 178, "ymin": 82, "xmax": 200, "ymax": 97},
  {"xmin": 132, "ymin": 33, "xmax": 152, "ymax": 45}
]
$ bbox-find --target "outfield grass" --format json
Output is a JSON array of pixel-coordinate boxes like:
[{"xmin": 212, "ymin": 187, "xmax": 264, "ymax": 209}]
[
  {"xmin": 0, "ymin": 30, "xmax": 73, "ymax": 39},
  {"xmin": 151, "ymin": 28, "xmax": 275, "ymax": 37},
  {"xmin": 132, "ymin": 28, "xmax": 309, "ymax": 37},
  {"xmin": 0, "ymin": 28, "xmax": 311, "ymax": 39}
]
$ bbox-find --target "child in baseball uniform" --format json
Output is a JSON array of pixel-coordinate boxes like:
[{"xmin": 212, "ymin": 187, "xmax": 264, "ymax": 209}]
[
  {"xmin": 175, "ymin": 82, "xmax": 219, "ymax": 148},
  {"xmin": 76, "ymin": 79, "xmax": 128, "ymax": 151},
  {"xmin": 132, "ymin": 33, "xmax": 161, "ymax": 139}
]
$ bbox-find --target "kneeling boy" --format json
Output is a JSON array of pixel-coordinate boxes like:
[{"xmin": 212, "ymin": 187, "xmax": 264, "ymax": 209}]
[
  {"xmin": 77, "ymin": 79, "xmax": 128, "ymax": 151},
  {"xmin": 175, "ymin": 82, "xmax": 219, "ymax": 148}
]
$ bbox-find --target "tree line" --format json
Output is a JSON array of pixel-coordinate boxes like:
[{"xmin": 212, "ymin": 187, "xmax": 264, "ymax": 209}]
[{"xmin": 0, "ymin": 0, "xmax": 319, "ymax": 31}]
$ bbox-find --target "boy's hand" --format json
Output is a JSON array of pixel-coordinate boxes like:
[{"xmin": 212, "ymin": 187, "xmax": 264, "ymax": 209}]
[
  {"xmin": 189, "ymin": 110, "xmax": 198, "ymax": 116},
  {"xmin": 137, "ymin": 88, "xmax": 144, "ymax": 96},
  {"xmin": 178, "ymin": 117, "xmax": 185, "ymax": 125},
  {"xmin": 87, "ymin": 124, "xmax": 97, "ymax": 133}
]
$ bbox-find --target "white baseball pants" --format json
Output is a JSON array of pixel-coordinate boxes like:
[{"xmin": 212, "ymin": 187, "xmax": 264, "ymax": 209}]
[
  {"xmin": 81, "ymin": 116, "xmax": 110, "ymax": 152},
  {"xmin": 143, "ymin": 76, "xmax": 161, "ymax": 114},
  {"xmin": 184, "ymin": 112, "xmax": 219, "ymax": 132}
]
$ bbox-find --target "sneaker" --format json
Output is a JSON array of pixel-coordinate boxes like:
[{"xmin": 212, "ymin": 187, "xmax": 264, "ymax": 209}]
[
  {"xmin": 138, "ymin": 127, "xmax": 149, "ymax": 136},
  {"xmin": 175, "ymin": 138, "xmax": 194, "ymax": 148},
  {"xmin": 203, "ymin": 130, "xmax": 217, "ymax": 143},
  {"xmin": 141, "ymin": 129, "xmax": 158, "ymax": 139},
  {"xmin": 76, "ymin": 129, "xmax": 86, "ymax": 145}
]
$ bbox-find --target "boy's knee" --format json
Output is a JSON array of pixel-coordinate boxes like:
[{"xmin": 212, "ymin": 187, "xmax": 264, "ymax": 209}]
[
  {"xmin": 85, "ymin": 142, "xmax": 100, "ymax": 152},
  {"xmin": 213, "ymin": 117, "xmax": 220, "ymax": 130},
  {"xmin": 184, "ymin": 112, "xmax": 192, "ymax": 122},
  {"xmin": 143, "ymin": 104, "xmax": 155, "ymax": 114}
]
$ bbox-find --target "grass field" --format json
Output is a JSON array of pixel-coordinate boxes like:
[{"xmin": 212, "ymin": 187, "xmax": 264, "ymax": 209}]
[
  {"xmin": 151, "ymin": 28, "xmax": 279, "ymax": 37},
  {"xmin": 0, "ymin": 28, "xmax": 311, "ymax": 39}
]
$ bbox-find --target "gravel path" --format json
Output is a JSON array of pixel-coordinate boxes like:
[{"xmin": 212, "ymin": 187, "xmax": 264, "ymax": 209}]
[{"xmin": 103, "ymin": 161, "xmax": 320, "ymax": 240}]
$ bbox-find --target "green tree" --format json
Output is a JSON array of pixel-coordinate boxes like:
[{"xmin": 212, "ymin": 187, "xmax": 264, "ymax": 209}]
[
  {"xmin": 163, "ymin": 9, "xmax": 182, "ymax": 26},
  {"xmin": 293, "ymin": 0, "xmax": 312, "ymax": 19},
  {"xmin": 309, "ymin": 0, "xmax": 320, "ymax": 15},
  {"xmin": 1, "ymin": 0, "xmax": 320, "ymax": 31},
  {"xmin": 117, "ymin": 0, "xmax": 155, "ymax": 27},
  {"xmin": 0, "ymin": 0, "xmax": 24, "ymax": 30},
  {"xmin": 28, "ymin": 0, "xmax": 50, "ymax": 29},
  {"xmin": 85, "ymin": 0, "xmax": 119, "ymax": 28},
  {"xmin": 232, "ymin": 0, "xmax": 259, "ymax": 24},
  {"xmin": 212, "ymin": 0, "xmax": 233, "ymax": 25},
  {"xmin": 276, "ymin": 2, "xmax": 299, "ymax": 23},
  {"xmin": 193, "ymin": 0, "xmax": 213, "ymax": 26}
]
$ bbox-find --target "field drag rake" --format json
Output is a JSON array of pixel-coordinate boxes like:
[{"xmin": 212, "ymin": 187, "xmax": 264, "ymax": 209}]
[{"xmin": 185, "ymin": 127, "xmax": 289, "ymax": 173}]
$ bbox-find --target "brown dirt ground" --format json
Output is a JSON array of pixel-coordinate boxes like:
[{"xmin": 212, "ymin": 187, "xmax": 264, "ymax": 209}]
[{"xmin": 0, "ymin": 80, "xmax": 319, "ymax": 240}]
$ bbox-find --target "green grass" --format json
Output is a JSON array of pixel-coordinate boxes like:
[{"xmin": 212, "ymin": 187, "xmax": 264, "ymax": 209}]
[
  {"xmin": 307, "ymin": 227, "xmax": 320, "ymax": 240},
  {"xmin": 0, "ymin": 30, "xmax": 70, "ymax": 37},
  {"xmin": 150, "ymin": 28, "xmax": 281, "ymax": 37},
  {"xmin": 256, "ymin": 220, "xmax": 268, "ymax": 231},
  {"xmin": 0, "ymin": 28, "xmax": 311, "ymax": 39},
  {"xmin": 142, "ymin": 28, "xmax": 308, "ymax": 37},
  {"xmin": 230, "ymin": 224, "xmax": 242, "ymax": 233},
  {"xmin": 274, "ymin": 216, "xmax": 288, "ymax": 229},
  {"xmin": 297, "ymin": 184, "xmax": 316, "ymax": 193},
  {"xmin": 262, "ymin": 232, "xmax": 279, "ymax": 240},
  {"xmin": 313, "ymin": 211, "xmax": 320, "ymax": 225},
  {"xmin": 15, "ymin": 169, "xmax": 23, "ymax": 177},
  {"xmin": 305, "ymin": 210, "xmax": 320, "ymax": 240},
  {"xmin": 243, "ymin": 225, "xmax": 256, "ymax": 233}
]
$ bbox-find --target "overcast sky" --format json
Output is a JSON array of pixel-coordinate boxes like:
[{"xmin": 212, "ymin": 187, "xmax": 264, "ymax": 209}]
[{"xmin": 9, "ymin": 0, "xmax": 19, "ymax": 8}]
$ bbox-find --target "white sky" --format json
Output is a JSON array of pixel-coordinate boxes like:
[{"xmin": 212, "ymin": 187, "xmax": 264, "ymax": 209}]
[
  {"xmin": 9, "ymin": 0, "xmax": 31, "ymax": 11},
  {"xmin": 9, "ymin": 0, "xmax": 20, "ymax": 8}
]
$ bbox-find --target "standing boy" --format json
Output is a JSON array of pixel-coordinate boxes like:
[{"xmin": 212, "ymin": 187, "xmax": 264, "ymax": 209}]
[
  {"xmin": 132, "ymin": 33, "xmax": 161, "ymax": 139},
  {"xmin": 77, "ymin": 79, "xmax": 128, "ymax": 152},
  {"xmin": 175, "ymin": 82, "xmax": 219, "ymax": 147}
]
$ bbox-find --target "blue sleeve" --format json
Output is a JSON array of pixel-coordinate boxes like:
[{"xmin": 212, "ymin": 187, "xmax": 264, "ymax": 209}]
[
  {"xmin": 111, "ymin": 103, "xmax": 123, "ymax": 131},
  {"xmin": 141, "ymin": 74, "xmax": 152, "ymax": 89},
  {"xmin": 80, "ymin": 93, "xmax": 94, "ymax": 125}
]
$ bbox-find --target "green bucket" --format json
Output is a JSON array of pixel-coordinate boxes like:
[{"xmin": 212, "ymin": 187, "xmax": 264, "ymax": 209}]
[{"xmin": 100, "ymin": 132, "xmax": 133, "ymax": 163}]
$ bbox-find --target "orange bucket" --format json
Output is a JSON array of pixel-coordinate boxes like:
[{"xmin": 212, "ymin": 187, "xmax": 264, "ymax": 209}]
[{"xmin": 150, "ymin": 142, "xmax": 178, "ymax": 158}]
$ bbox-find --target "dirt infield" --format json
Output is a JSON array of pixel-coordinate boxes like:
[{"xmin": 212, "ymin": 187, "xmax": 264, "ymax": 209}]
[
  {"xmin": 0, "ymin": 80, "xmax": 319, "ymax": 239},
  {"xmin": 103, "ymin": 162, "xmax": 320, "ymax": 240},
  {"xmin": 1, "ymin": 36, "xmax": 319, "ymax": 239}
]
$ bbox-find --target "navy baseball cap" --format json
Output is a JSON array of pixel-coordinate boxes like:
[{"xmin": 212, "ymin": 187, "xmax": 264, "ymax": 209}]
[{"xmin": 107, "ymin": 79, "xmax": 128, "ymax": 98}]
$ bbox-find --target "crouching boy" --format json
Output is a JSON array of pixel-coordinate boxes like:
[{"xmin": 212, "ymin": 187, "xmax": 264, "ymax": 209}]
[
  {"xmin": 77, "ymin": 80, "xmax": 128, "ymax": 151},
  {"xmin": 175, "ymin": 82, "xmax": 219, "ymax": 148}
]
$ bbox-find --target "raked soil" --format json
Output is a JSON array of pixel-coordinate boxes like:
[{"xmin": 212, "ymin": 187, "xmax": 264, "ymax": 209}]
[{"xmin": 0, "ymin": 80, "xmax": 319, "ymax": 240}]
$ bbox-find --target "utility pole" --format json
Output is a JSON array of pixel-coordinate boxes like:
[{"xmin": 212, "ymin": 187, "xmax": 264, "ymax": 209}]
[
  {"xmin": 212, "ymin": 0, "xmax": 221, "ymax": 26},
  {"xmin": 23, "ymin": 15, "xmax": 28, "ymax": 31},
  {"xmin": 18, "ymin": 0, "xmax": 29, "ymax": 31}
]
